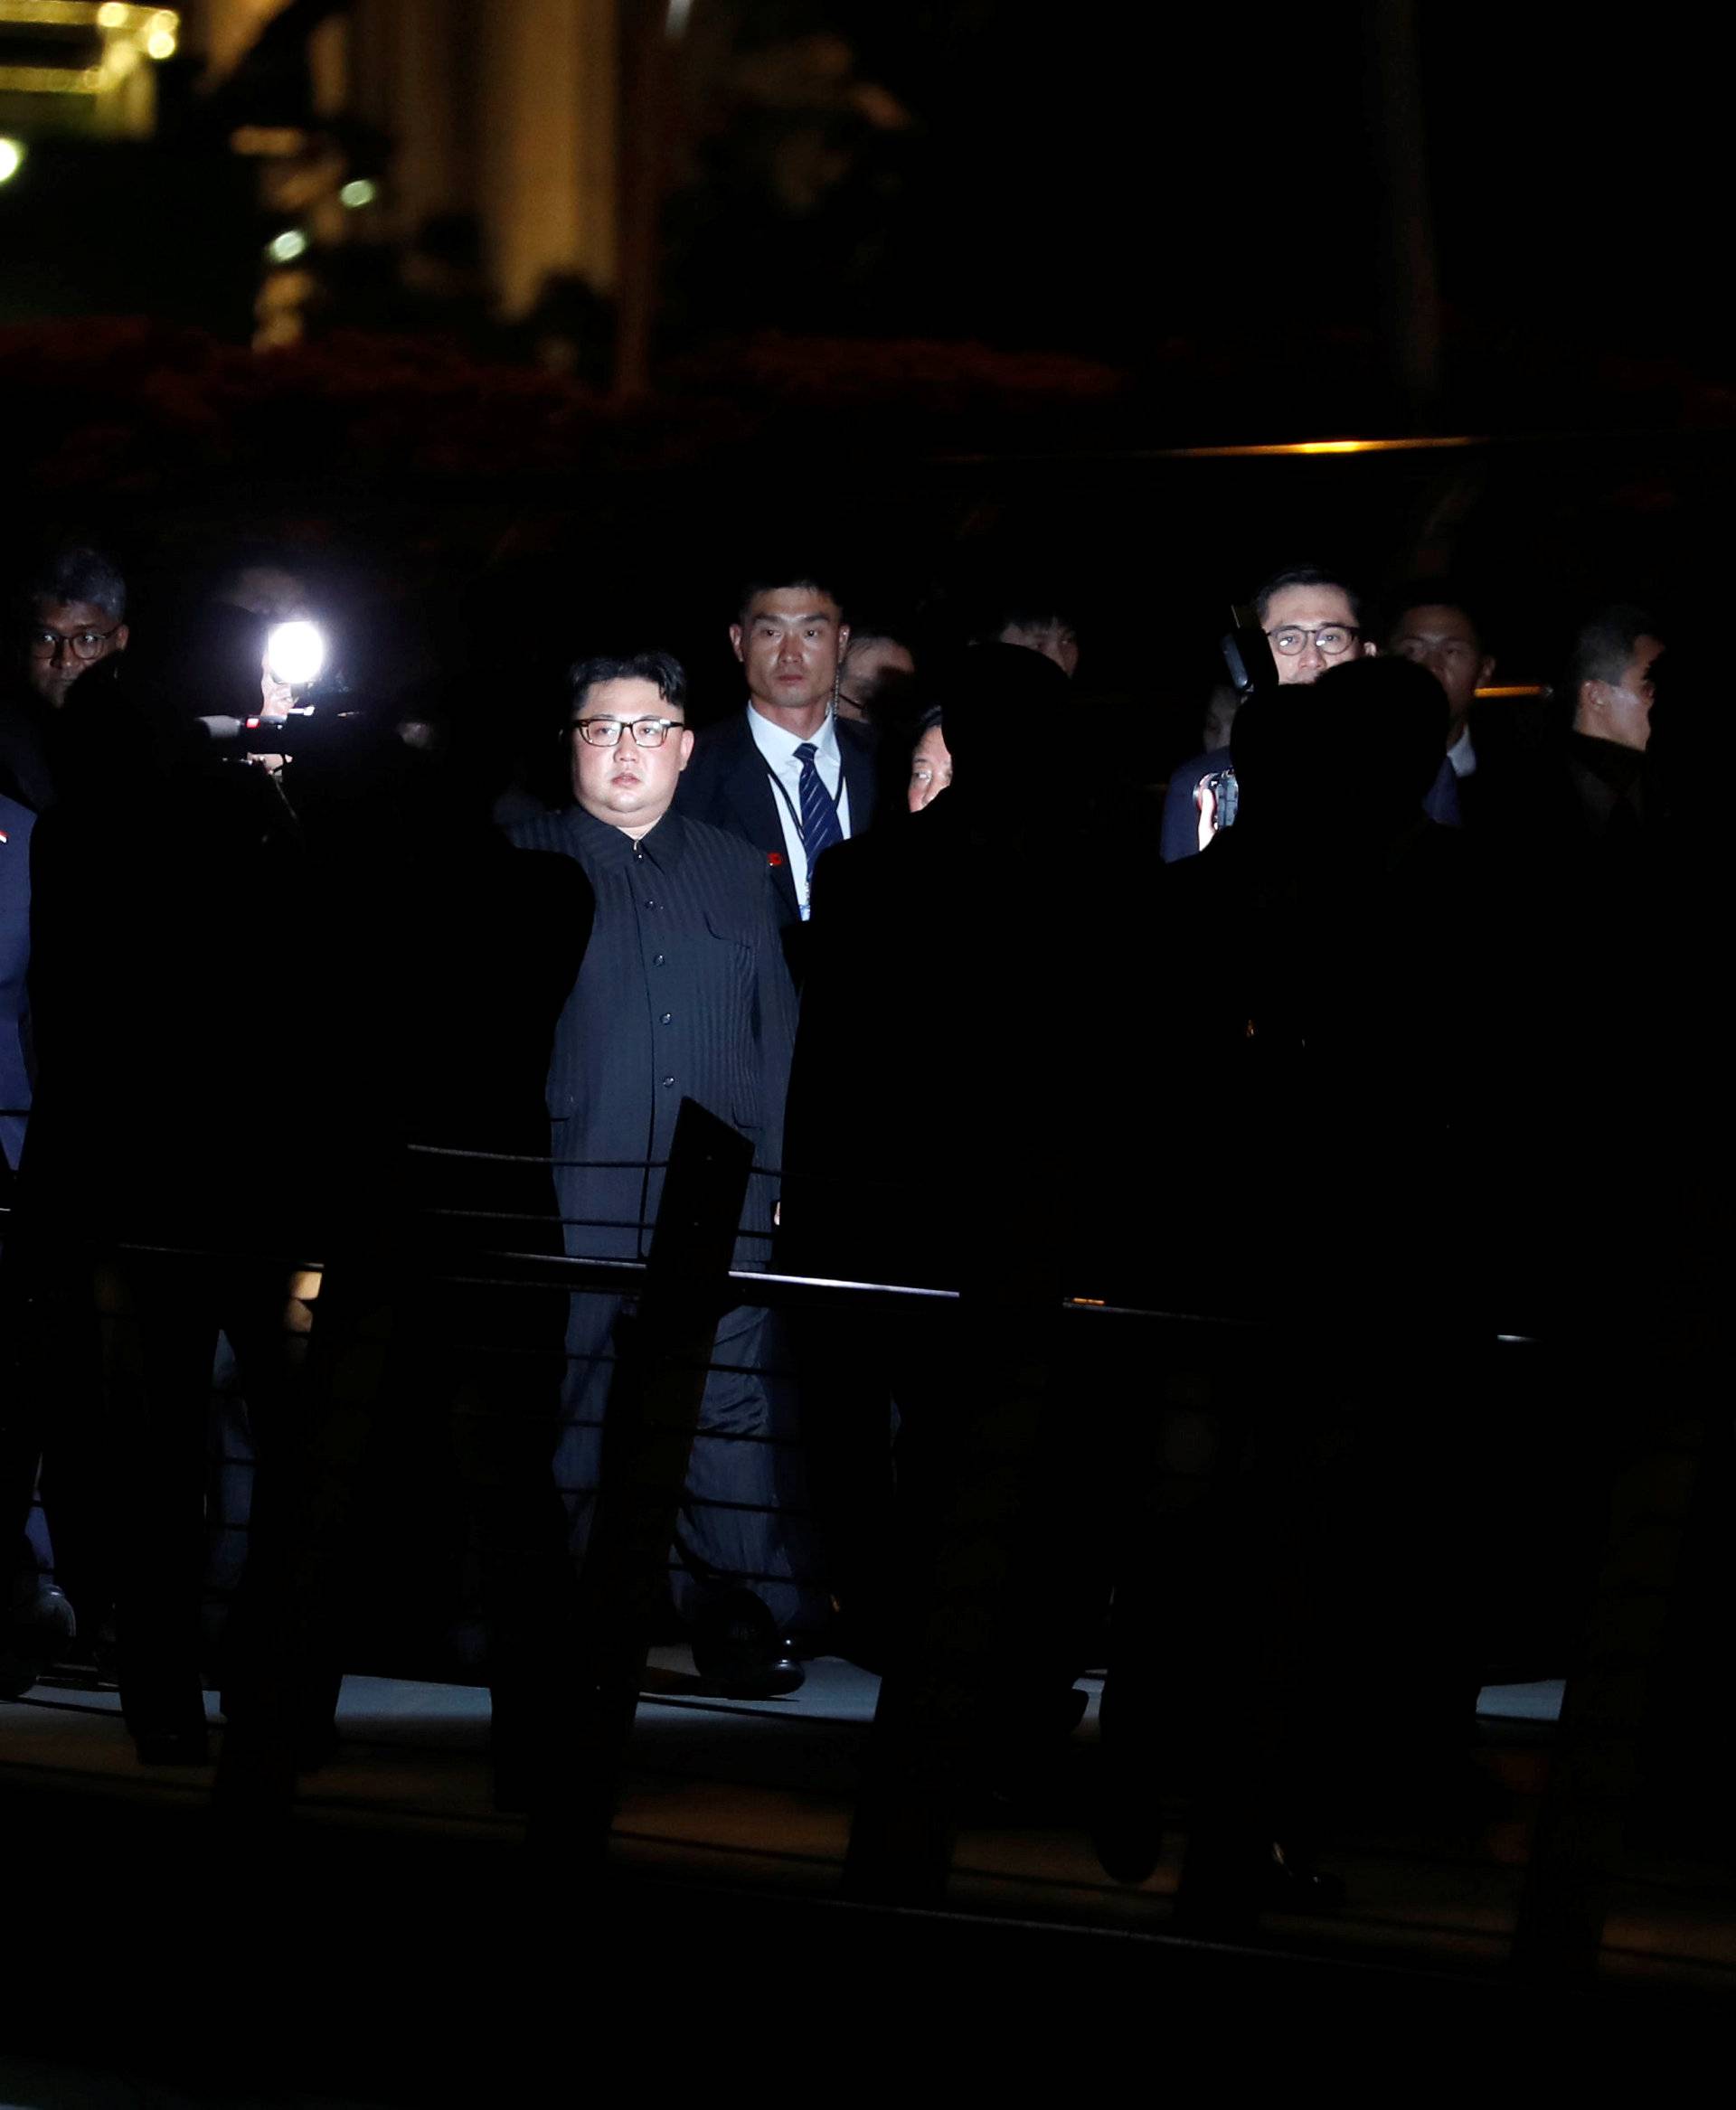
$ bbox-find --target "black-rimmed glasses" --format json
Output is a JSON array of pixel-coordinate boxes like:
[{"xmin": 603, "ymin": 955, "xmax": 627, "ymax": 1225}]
[{"xmin": 571, "ymin": 716, "xmax": 686, "ymax": 748}]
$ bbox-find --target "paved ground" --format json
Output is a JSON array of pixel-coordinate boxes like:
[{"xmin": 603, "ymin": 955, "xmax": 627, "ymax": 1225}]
[{"xmin": 2, "ymin": 1656, "xmax": 1731, "ymax": 2103}]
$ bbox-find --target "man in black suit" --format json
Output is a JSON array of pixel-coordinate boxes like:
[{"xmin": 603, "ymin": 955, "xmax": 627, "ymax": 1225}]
[
  {"xmin": 511, "ymin": 650, "xmax": 817, "ymax": 1693},
  {"xmin": 675, "ymin": 569, "xmax": 877, "ymax": 933}
]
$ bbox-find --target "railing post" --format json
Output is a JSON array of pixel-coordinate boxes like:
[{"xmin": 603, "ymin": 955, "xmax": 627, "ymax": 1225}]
[
  {"xmin": 552, "ymin": 1097, "xmax": 753, "ymax": 1856},
  {"xmin": 1510, "ymin": 1342, "xmax": 1708, "ymax": 1979},
  {"xmin": 844, "ymin": 1277, "xmax": 1054, "ymax": 1904}
]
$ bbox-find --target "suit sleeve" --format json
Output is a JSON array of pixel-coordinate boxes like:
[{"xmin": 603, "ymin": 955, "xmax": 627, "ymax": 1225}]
[{"xmin": 750, "ymin": 862, "xmax": 799, "ymax": 1185}]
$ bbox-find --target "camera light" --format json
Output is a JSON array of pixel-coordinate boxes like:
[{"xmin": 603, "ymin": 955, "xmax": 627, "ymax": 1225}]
[
  {"xmin": 0, "ymin": 140, "xmax": 23, "ymax": 185},
  {"xmin": 267, "ymin": 621, "xmax": 326, "ymax": 690},
  {"xmin": 339, "ymin": 178, "xmax": 377, "ymax": 209},
  {"xmin": 267, "ymin": 228, "xmax": 308, "ymax": 264},
  {"xmin": 147, "ymin": 29, "xmax": 178, "ymax": 60}
]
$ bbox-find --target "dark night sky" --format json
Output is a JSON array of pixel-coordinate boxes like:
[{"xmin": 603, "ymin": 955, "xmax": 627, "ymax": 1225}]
[{"xmin": 692, "ymin": 5, "xmax": 1731, "ymax": 395}]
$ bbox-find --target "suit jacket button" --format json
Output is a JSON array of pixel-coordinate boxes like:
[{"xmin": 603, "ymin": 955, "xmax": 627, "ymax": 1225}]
[
  {"xmin": 660, "ymin": 1012, "xmax": 672, "ymax": 1024},
  {"xmin": 653, "ymin": 953, "xmax": 665, "ymax": 966},
  {"xmin": 662, "ymin": 1075, "xmax": 675, "ymax": 1088}
]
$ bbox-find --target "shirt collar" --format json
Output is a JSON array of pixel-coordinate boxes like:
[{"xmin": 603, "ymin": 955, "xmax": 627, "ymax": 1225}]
[
  {"xmin": 566, "ymin": 801, "xmax": 686, "ymax": 870},
  {"xmin": 746, "ymin": 702, "xmax": 839, "ymax": 764},
  {"xmin": 1447, "ymin": 724, "xmax": 1477, "ymax": 777}
]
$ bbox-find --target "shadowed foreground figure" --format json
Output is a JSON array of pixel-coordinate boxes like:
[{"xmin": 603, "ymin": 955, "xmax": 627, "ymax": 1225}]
[
  {"xmin": 215, "ymin": 713, "xmax": 594, "ymax": 1808},
  {"xmin": 1101, "ymin": 656, "xmax": 1515, "ymax": 1917},
  {"xmin": 784, "ymin": 644, "xmax": 1157, "ymax": 1836}
]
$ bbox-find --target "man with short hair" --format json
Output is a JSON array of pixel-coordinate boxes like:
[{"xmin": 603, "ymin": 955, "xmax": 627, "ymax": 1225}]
[
  {"xmin": 511, "ymin": 650, "xmax": 816, "ymax": 1693},
  {"xmin": 1160, "ymin": 564, "xmax": 1373, "ymax": 862},
  {"xmin": 973, "ymin": 593, "xmax": 1080, "ymax": 679},
  {"xmin": 1386, "ymin": 587, "xmax": 1502, "ymax": 825},
  {"xmin": 1569, "ymin": 603, "xmax": 1663, "ymax": 764},
  {"xmin": 675, "ymin": 571, "xmax": 878, "ymax": 927},
  {"xmin": 1, "ymin": 544, "xmax": 131, "ymax": 812},
  {"xmin": 836, "ymin": 618, "xmax": 917, "ymax": 724}
]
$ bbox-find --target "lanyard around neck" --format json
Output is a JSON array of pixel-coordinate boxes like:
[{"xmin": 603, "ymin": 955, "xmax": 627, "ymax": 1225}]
[{"xmin": 764, "ymin": 744, "xmax": 843, "ymax": 852}]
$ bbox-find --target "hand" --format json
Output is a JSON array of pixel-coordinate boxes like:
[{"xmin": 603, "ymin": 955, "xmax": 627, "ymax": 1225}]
[{"xmin": 1194, "ymin": 775, "xmax": 1219, "ymax": 853}]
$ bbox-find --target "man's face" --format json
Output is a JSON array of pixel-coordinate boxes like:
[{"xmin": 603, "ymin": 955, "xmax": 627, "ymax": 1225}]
[
  {"xmin": 838, "ymin": 636, "xmax": 915, "ymax": 720},
  {"xmin": 997, "ymin": 619, "xmax": 1079, "ymax": 679},
  {"xmin": 22, "ymin": 597, "xmax": 129, "ymax": 708},
  {"xmin": 907, "ymin": 723, "xmax": 953, "ymax": 811},
  {"xmin": 1261, "ymin": 583, "xmax": 1368, "ymax": 686},
  {"xmin": 570, "ymin": 675, "xmax": 693, "ymax": 833},
  {"xmin": 1388, "ymin": 604, "xmax": 1494, "ymax": 740},
  {"xmin": 731, "ymin": 588, "xmax": 849, "ymax": 717},
  {"xmin": 1580, "ymin": 634, "xmax": 1664, "ymax": 753}
]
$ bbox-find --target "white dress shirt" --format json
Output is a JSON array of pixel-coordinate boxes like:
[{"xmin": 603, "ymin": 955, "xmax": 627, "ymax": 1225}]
[
  {"xmin": 746, "ymin": 705, "xmax": 851, "ymax": 919},
  {"xmin": 1447, "ymin": 725, "xmax": 1477, "ymax": 778}
]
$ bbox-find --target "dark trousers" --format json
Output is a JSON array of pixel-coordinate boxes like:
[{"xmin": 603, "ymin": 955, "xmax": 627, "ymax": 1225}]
[
  {"xmin": 561, "ymin": 1292, "xmax": 825, "ymax": 1636},
  {"xmin": 94, "ymin": 1252, "xmax": 288, "ymax": 1739}
]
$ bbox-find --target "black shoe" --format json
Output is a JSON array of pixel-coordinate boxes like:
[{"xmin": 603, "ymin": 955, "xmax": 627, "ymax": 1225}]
[
  {"xmin": 0, "ymin": 1577, "xmax": 78, "ymax": 1700},
  {"xmin": 1262, "ymin": 1838, "xmax": 1346, "ymax": 1912},
  {"xmin": 689, "ymin": 1591, "xmax": 805, "ymax": 1699},
  {"xmin": 1176, "ymin": 1830, "xmax": 1346, "ymax": 1933}
]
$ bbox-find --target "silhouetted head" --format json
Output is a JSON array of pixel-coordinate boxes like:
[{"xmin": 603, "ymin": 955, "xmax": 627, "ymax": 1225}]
[
  {"xmin": 934, "ymin": 643, "xmax": 1072, "ymax": 808},
  {"xmin": 1227, "ymin": 685, "xmax": 1323, "ymax": 839},
  {"xmin": 1313, "ymin": 655, "xmax": 1450, "ymax": 828}
]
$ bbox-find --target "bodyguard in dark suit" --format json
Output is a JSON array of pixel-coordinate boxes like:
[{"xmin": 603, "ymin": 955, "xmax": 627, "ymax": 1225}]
[
  {"xmin": 510, "ymin": 650, "xmax": 819, "ymax": 1692},
  {"xmin": 675, "ymin": 570, "xmax": 877, "ymax": 933}
]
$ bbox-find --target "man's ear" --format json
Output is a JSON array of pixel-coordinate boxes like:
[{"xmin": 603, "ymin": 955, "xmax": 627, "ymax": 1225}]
[
  {"xmin": 1477, "ymin": 655, "xmax": 1496, "ymax": 692},
  {"xmin": 1361, "ymin": 639, "xmax": 1379, "ymax": 658},
  {"xmin": 677, "ymin": 726, "xmax": 695, "ymax": 771},
  {"xmin": 836, "ymin": 623, "xmax": 851, "ymax": 656},
  {"xmin": 729, "ymin": 624, "xmax": 745, "ymax": 664},
  {"xmin": 114, "ymin": 624, "xmax": 130, "ymax": 652}
]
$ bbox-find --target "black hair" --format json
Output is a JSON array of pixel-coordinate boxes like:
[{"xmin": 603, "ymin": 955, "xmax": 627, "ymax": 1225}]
[
  {"xmin": 24, "ymin": 543, "xmax": 128, "ymax": 622},
  {"xmin": 568, "ymin": 649, "xmax": 688, "ymax": 717},
  {"xmin": 968, "ymin": 591, "xmax": 1079, "ymax": 645},
  {"xmin": 1565, "ymin": 603, "xmax": 1659, "ymax": 702},
  {"xmin": 1251, "ymin": 564, "xmax": 1365, "ymax": 631},
  {"xmin": 733, "ymin": 570, "xmax": 845, "ymax": 626},
  {"xmin": 1382, "ymin": 579, "xmax": 1489, "ymax": 655}
]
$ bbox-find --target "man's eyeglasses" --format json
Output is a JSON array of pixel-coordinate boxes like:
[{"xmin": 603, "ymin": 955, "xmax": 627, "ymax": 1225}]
[
  {"xmin": 27, "ymin": 624, "xmax": 122, "ymax": 662},
  {"xmin": 1265, "ymin": 625, "xmax": 1361, "ymax": 657},
  {"xmin": 571, "ymin": 715, "xmax": 686, "ymax": 748}
]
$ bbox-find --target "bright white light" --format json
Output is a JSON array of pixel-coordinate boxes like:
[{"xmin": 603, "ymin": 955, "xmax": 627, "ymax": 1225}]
[
  {"xmin": 666, "ymin": 0, "xmax": 693, "ymax": 36},
  {"xmin": 98, "ymin": 3, "xmax": 131, "ymax": 27},
  {"xmin": 267, "ymin": 228, "xmax": 308, "ymax": 264},
  {"xmin": 0, "ymin": 140, "xmax": 21, "ymax": 185},
  {"xmin": 266, "ymin": 621, "xmax": 326, "ymax": 689},
  {"xmin": 147, "ymin": 29, "xmax": 177, "ymax": 59},
  {"xmin": 339, "ymin": 178, "xmax": 377, "ymax": 209}
]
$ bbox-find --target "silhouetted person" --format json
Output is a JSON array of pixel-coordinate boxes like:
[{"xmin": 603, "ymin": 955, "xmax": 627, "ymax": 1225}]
[
  {"xmin": 19, "ymin": 668, "xmax": 308, "ymax": 1761},
  {"xmin": 1108, "ymin": 656, "xmax": 1506, "ymax": 1918},
  {"xmin": 220, "ymin": 703, "xmax": 595, "ymax": 1808},
  {"xmin": 786, "ymin": 642, "xmax": 1137, "ymax": 1776}
]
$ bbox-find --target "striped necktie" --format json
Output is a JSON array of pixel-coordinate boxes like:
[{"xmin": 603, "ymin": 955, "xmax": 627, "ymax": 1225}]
[{"xmin": 796, "ymin": 741, "xmax": 843, "ymax": 862}]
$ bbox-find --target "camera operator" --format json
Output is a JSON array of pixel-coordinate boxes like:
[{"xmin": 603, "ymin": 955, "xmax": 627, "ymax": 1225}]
[{"xmin": 14, "ymin": 585, "xmax": 330, "ymax": 1760}]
